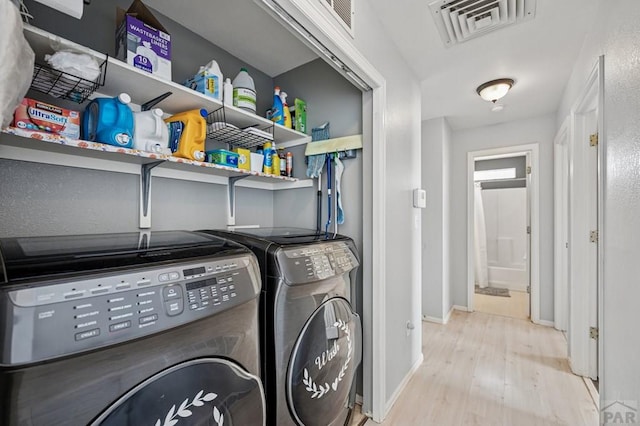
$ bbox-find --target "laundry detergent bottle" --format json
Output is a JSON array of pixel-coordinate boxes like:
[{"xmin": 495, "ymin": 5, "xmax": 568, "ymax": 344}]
[
  {"xmin": 82, "ymin": 93, "xmax": 134, "ymax": 148},
  {"xmin": 271, "ymin": 86, "xmax": 284, "ymax": 125},
  {"xmin": 133, "ymin": 108, "xmax": 170, "ymax": 154},
  {"xmin": 164, "ymin": 108, "xmax": 208, "ymax": 161},
  {"xmin": 280, "ymin": 91, "xmax": 292, "ymax": 129}
]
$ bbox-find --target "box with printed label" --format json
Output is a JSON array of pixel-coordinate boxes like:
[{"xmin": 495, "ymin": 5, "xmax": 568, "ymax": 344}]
[
  {"xmin": 116, "ymin": 0, "xmax": 172, "ymax": 80},
  {"xmin": 13, "ymin": 98, "xmax": 81, "ymax": 139}
]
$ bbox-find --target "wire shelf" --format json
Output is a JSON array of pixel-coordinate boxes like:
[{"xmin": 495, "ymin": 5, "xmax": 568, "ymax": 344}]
[
  {"xmin": 30, "ymin": 55, "xmax": 108, "ymax": 104},
  {"xmin": 206, "ymin": 107, "xmax": 274, "ymax": 149}
]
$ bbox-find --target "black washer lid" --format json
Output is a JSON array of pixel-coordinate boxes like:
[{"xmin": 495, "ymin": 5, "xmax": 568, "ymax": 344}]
[
  {"xmin": 0, "ymin": 231, "xmax": 246, "ymax": 283},
  {"xmin": 91, "ymin": 358, "xmax": 265, "ymax": 426},
  {"xmin": 224, "ymin": 227, "xmax": 350, "ymax": 245}
]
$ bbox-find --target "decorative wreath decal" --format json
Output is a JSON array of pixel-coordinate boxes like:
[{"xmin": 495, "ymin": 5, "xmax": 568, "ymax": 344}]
[
  {"xmin": 154, "ymin": 390, "xmax": 224, "ymax": 426},
  {"xmin": 302, "ymin": 319, "xmax": 353, "ymax": 399}
]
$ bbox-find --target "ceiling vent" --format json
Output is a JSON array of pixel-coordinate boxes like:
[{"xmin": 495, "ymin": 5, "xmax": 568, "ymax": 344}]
[
  {"xmin": 322, "ymin": 0, "xmax": 354, "ymax": 36},
  {"xmin": 429, "ymin": 0, "xmax": 536, "ymax": 47}
]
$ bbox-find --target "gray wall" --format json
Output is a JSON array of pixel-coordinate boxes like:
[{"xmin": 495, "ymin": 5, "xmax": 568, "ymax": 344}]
[
  {"xmin": 450, "ymin": 114, "xmax": 556, "ymax": 322},
  {"xmin": 23, "ymin": 0, "xmax": 273, "ymax": 113},
  {"xmin": 557, "ymin": 0, "xmax": 640, "ymax": 412}
]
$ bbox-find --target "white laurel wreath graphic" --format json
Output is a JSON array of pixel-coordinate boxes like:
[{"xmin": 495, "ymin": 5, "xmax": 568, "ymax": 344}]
[
  {"xmin": 302, "ymin": 319, "xmax": 353, "ymax": 399},
  {"xmin": 154, "ymin": 390, "xmax": 224, "ymax": 426}
]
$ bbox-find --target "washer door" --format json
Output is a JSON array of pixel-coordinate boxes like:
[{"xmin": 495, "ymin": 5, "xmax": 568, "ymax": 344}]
[
  {"xmin": 91, "ymin": 358, "xmax": 265, "ymax": 426},
  {"xmin": 287, "ymin": 298, "xmax": 361, "ymax": 426}
]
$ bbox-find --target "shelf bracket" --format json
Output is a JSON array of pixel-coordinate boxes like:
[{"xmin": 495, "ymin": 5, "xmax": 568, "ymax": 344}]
[
  {"xmin": 141, "ymin": 92, "xmax": 173, "ymax": 111},
  {"xmin": 227, "ymin": 175, "xmax": 250, "ymax": 227},
  {"xmin": 139, "ymin": 161, "xmax": 164, "ymax": 229}
]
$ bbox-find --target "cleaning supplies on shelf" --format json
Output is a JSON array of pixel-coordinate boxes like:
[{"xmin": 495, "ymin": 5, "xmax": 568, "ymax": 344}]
[
  {"xmin": 286, "ymin": 151, "xmax": 293, "ymax": 177},
  {"xmin": 183, "ymin": 59, "xmax": 223, "ymax": 101},
  {"xmin": 271, "ymin": 142, "xmax": 280, "ymax": 176},
  {"xmin": 270, "ymin": 86, "xmax": 284, "ymax": 125},
  {"xmin": 206, "ymin": 149, "xmax": 239, "ymax": 167},
  {"xmin": 82, "ymin": 93, "xmax": 134, "ymax": 147},
  {"xmin": 133, "ymin": 107, "xmax": 170, "ymax": 154},
  {"xmin": 223, "ymin": 78, "xmax": 233, "ymax": 106},
  {"xmin": 263, "ymin": 141, "xmax": 273, "ymax": 174},
  {"xmin": 294, "ymin": 98, "xmax": 307, "ymax": 133},
  {"xmin": 278, "ymin": 148, "xmax": 286, "ymax": 176},
  {"xmin": 232, "ymin": 67, "xmax": 256, "ymax": 113},
  {"xmin": 14, "ymin": 98, "xmax": 81, "ymax": 139},
  {"xmin": 280, "ymin": 91, "xmax": 292, "ymax": 129},
  {"xmin": 233, "ymin": 147, "xmax": 250, "ymax": 170},
  {"xmin": 164, "ymin": 108, "xmax": 207, "ymax": 161}
]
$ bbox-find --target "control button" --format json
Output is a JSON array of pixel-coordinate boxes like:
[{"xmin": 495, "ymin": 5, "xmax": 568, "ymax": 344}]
[
  {"xmin": 75, "ymin": 328, "xmax": 100, "ymax": 341},
  {"xmin": 137, "ymin": 279, "xmax": 152, "ymax": 287},
  {"xmin": 227, "ymin": 277, "xmax": 233, "ymax": 283},
  {"xmin": 215, "ymin": 265, "xmax": 222, "ymax": 271},
  {"xmin": 229, "ymin": 284, "xmax": 235, "ymax": 290},
  {"xmin": 116, "ymin": 283, "xmax": 131, "ymax": 290},
  {"xmin": 137, "ymin": 291, "xmax": 156, "ymax": 298},
  {"xmin": 230, "ymin": 262, "xmax": 237, "ymax": 268},
  {"xmin": 91, "ymin": 287, "xmax": 110, "ymax": 295},
  {"xmin": 108, "ymin": 304, "xmax": 133, "ymax": 312},
  {"xmin": 75, "ymin": 310, "xmax": 100, "ymax": 319},
  {"xmin": 213, "ymin": 298, "xmax": 220, "ymax": 303},
  {"xmin": 162, "ymin": 286, "xmax": 182, "ymax": 301},
  {"xmin": 109, "ymin": 321, "xmax": 132, "ymax": 332},
  {"xmin": 139, "ymin": 314, "xmax": 159, "ymax": 324},
  {"xmin": 169, "ymin": 271, "xmax": 180, "ymax": 280},
  {"xmin": 164, "ymin": 299, "xmax": 183, "ymax": 316},
  {"xmin": 158, "ymin": 273, "xmax": 169, "ymax": 282},
  {"xmin": 75, "ymin": 320, "xmax": 98, "ymax": 329},
  {"xmin": 201, "ymin": 300, "xmax": 210, "ymax": 307},
  {"xmin": 108, "ymin": 297, "xmax": 125, "ymax": 303},
  {"xmin": 110, "ymin": 312, "xmax": 133, "ymax": 321},
  {"xmin": 189, "ymin": 303, "xmax": 199, "ymax": 310},
  {"xmin": 220, "ymin": 286, "xmax": 228, "ymax": 292},
  {"xmin": 138, "ymin": 307, "xmax": 154, "ymax": 314},
  {"xmin": 64, "ymin": 291, "xmax": 84, "ymax": 300},
  {"xmin": 230, "ymin": 292, "xmax": 237, "ymax": 298},
  {"xmin": 74, "ymin": 303, "xmax": 92, "ymax": 310},
  {"xmin": 222, "ymin": 295, "xmax": 230, "ymax": 302},
  {"xmin": 218, "ymin": 278, "xmax": 226, "ymax": 285}
]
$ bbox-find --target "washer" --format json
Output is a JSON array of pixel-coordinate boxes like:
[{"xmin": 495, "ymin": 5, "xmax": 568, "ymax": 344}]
[
  {"xmin": 201, "ymin": 228, "xmax": 362, "ymax": 426},
  {"xmin": 0, "ymin": 231, "xmax": 266, "ymax": 425}
]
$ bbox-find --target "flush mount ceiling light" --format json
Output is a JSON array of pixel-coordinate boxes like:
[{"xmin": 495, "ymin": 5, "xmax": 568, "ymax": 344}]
[{"xmin": 476, "ymin": 78, "xmax": 515, "ymax": 103}]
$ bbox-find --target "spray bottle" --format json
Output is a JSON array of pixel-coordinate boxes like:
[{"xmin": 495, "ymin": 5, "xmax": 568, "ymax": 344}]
[
  {"xmin": 281, "ymin": 91, "xmax": 292, "ymax": 129},
  {"xmin": 271, "ymin": 86, "xmax": 284, "ymax": 125}
]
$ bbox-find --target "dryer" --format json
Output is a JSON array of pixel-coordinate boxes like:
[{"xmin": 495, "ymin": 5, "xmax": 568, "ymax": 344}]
[
  {"xmin": 0, "ymin": 231, "xmax": 266, "ymax": 425},
  {"xmin": 201, "ymin": 228, "xmax": 362, "ymax": 426}
]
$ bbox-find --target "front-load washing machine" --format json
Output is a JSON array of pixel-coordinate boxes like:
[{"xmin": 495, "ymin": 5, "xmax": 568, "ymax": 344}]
[
  {"xmin": 201, "ymin": 228, "xmax": 362, "ymax": 426},
  {"xmin": 0, "ymin": 230, "xmax": 266, "ymax": 425}
]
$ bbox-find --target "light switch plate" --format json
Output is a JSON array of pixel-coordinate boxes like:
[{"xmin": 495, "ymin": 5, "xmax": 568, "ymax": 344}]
[{"xmin": 413, "ymin": 189, "xmax": 426, "ymax": 208}]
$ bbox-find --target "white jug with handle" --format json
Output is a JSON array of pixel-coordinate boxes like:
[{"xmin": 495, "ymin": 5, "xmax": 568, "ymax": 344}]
[{"xmin": 133, "ymin": 108, "xmax": 170, "ymax": 154}]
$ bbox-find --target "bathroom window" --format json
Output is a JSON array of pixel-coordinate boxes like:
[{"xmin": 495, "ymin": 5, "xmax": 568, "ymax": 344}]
[{"xmin": 474, "ymin": 168, "xmax": 516, "ymax": 181}]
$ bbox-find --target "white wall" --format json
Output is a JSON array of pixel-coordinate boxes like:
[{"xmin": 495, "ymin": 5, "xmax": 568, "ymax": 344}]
[
  {"xmin": 451, "ymin": 114, "xmax": 556, "ymax": 322},
  {"xmin": 557, "ymin": 0, "xmax": 640, "ymax": 410},
  {"xmin": 422, "ymin": 117, "xmax": 452, "ymax": 321}
]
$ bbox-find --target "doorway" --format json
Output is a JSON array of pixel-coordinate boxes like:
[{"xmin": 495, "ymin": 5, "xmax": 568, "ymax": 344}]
[
  {"xmin": 473, "ymin": 155, "xmax": 530, "ymax": 319},
  {"xmin": 467, "ymin": 144, "xmax": 541, "ymax": 323}
]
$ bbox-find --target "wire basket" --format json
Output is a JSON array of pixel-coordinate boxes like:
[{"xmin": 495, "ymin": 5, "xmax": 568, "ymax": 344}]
[
  {"xmin": 30, "ymin": 55, "xmax": 108, "ymax": 103},
  {"xmin": 206, "ymin": 107, "xmax": 274, "ymax": 149}
]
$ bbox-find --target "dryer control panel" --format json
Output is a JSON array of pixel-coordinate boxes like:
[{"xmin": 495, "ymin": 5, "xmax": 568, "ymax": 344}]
[
  {"xmin": 278, "ymin": 241, "xmax": 359, "ymax": 284},
  {"xmin": 0, "ymin": 253, "xmax": 261, "ymax": 365}
]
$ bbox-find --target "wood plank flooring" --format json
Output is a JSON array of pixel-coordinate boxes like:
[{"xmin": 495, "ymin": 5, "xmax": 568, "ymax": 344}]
[
  {"xmin": 370, "ymin": 311, "xmax": 598, "ymax": 425},
  {"xmin": 474, "ymin": 290, "xmax": 529, "ymax": 320}
]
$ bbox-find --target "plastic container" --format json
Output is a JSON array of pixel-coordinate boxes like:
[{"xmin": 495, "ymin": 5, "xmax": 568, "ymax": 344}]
[
  {"xmin": 206, "ymin": 149, "xmax": 239, "ymax": 167},
  {"xmin": 133, "ymin": 108, "xmax": 170, "ymax": 154},
  {"xmin": 286, "ymin": 151, "xmax": 293, "ymax": 177},
  {"xmin": 270, "ymin": 86, "xmax": 284, "ymax": 125},
  {"xmin": 271, "ymin": 142, "xmax": 280, "ymax": 176},
  {"xmin": 82, "ymin": 93, "xmax": 134, "ymax": 148},
  {"xmin": 183, "ymin": 60, "xmax": 223, "ymax": 101},
  {"xmin": 263, "ymin": 141, "xmax": 273, "ymax": 174},
  {"xmin": 224, "ymin": 78, "xmax": 233, "ymax": 106},
  {"xmin": 232, "ymin": 68, "xmax": 257, "ymax": 113},
  {"xmin": 279, "ymin": 148, "xmax": 286, "ymax": 176},
  {"xmin": 281, "ymin": 91, "xmax": 292, "ymax": 129},
  {"xmin": 164, "ymin": 108, "xmax": 207, "ymax": 161}
]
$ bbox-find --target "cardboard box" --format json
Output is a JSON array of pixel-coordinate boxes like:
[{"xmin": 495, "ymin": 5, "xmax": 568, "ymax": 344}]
[
  {"xmin": 13, "ymin": 98, "xmax": 81, "ymax": 139},
  {"xmin": 294, "ymin": 98, "xmax": 307, "ymax": 134},
  {"xmin": 116, "ymin": 0, "xmax": 172, "ymax": 80},
  {"xmin": 233, "ymin": 148, "xmax": 251, "ymax": 171}
]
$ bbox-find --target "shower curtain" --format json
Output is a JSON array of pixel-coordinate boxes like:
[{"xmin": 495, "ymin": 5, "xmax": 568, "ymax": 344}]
[{"xmin": 474, "ymin": 182, "xmax": 489, "ymax": 288}]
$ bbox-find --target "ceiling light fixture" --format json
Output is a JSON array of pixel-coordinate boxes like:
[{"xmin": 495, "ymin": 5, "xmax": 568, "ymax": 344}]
[{"xmin": 476, "ymin": 78, "xmax": 515, "ymax": 103}]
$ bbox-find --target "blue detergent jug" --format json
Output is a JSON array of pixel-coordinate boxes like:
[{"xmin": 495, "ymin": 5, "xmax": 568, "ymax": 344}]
[{"xmin": 82, "ymin": 93, "xmax": 135, "ymax": 148}]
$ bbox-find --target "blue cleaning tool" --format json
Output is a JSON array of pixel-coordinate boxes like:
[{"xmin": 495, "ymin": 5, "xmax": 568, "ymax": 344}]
[
  {"xmin": 325, "ymin": 152, "xmax": 332, "ymax": 234},
  {"xmin": 335, "ymin": 155, "xmax": 345, "ymax": 225},
  {"xmin": 308, "ymin": 123, "xmax": 330, "ymax": 232}
]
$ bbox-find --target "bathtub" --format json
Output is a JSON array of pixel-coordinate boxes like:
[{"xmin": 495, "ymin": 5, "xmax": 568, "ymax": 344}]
[{"xmin": 488, "ymin": 265, "xmax": 528, "ymax": 292}]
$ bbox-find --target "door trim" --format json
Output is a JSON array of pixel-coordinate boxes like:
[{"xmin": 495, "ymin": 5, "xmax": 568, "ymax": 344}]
[
  {"xmin": 466, "ymin": 144, "xmax": 541, "ymax": 323},
  {"xmin": 553, "ymin": 116, "xmax": 570, "ymax": 332}
]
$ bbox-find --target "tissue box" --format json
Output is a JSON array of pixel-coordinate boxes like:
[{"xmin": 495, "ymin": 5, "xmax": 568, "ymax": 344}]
[
  {"xmin": 233, "ymin": 148, "xmax": 251, "ymax": 171},
  {"xmin": 250, "ymin": 152, "xmax": 264, "ymax": 173},
  {"xmin": 206, "ymin": 149, "xmax": 239, "ymax": 167},
  {"xmin": 13, "ymin": 98, "xmax": 81, "ymax": 139},
  {"xmin": 116, "ymin": 0, "xmax": 172, "ymax": 80}
]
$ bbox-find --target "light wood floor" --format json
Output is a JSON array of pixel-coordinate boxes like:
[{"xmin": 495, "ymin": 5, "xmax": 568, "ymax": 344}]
[
  {"xmin": 475, "ymin": 290, "xmax": 529, "ymax": 320},
  {"xmin": 371, "ymin": 311, "xmax": 598, "ymax": 425}
]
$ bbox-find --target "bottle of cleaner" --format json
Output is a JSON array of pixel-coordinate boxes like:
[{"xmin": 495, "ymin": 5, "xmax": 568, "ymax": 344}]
[
  {"xmin": 224, "ymin": 78, "xmax": 233, "ymax": 106},
  {"xmin": 82, "ymin": 93, "xmax": 134, "ymax": 148},
  {"xmin": 204, "ymin": 59, "xmax": 223, "ymax": 101},
  {"xmin": 286, "ymin": 151, "xmax": 293, "ymax": 177},
  {"xmin": 279, "ymin": 148, "xmax": 286, "ymax": 176},
  {"xmin": 133, "ymin": 108, "xmax": 170, "ymax": 154},
  {"xmin": 164, "ymin": 108, "xmax": 208, "ymax": 161},
  {"xmin": 280, "ymin": 91, "xmax": 292, "ymax": 129},
  {"xmin": 263, "ymin": 141, "xmax": 273, "ymax": 174},
  {"xmin": 271, "ymin": 87, "xmax": 284, "ymax": 125},
  {"xmin": 232, "ymin": 68, "xmax": 257, "ymax": 113},
  {"xmin": 271, "ymin": 142, "xmax": 280, "ymax": 176}
]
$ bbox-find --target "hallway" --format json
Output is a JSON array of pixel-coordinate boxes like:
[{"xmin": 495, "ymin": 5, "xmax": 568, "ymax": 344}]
[{"xmin": 378, "ymin": 311, "xmax": 598, "ymax": 425}]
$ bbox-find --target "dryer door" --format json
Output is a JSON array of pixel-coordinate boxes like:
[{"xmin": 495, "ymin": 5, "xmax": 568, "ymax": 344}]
[
  {"xmin": 287, "ymin": 297, "xmax": 362, "ymax": 426},
  {"xmin": 91, "ymin": 358, "xmax": 265, "ymax": 426}
]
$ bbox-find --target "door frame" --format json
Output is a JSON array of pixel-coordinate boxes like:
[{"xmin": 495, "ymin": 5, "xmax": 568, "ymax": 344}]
[
  {"xmin": 553, "ymin": 117, "xmax": 570, "ymax": 332},
  {"xmin": 254, "ymin": 0, "xmax": 388, "ymax": 421},
  {"xmin": 466, "ymin": 144, "xmax": 541, "ymax": 323}
]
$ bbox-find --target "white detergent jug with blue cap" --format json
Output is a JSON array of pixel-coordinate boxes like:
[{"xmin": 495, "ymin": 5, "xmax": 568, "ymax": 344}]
[
  {"xmin": 133, "ymin": 108, "xmax": 170, "ymax": 154},
  {"xmin": 82, "ymin": 93, "xmax": 134, "ymax": 148}
]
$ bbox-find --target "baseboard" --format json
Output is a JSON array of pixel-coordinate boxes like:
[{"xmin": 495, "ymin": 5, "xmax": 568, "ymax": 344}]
[
  {"xmin": 453, "ymin": 305, "xmax": 469, "ymax": 312},
  {"xmin": 384, "ymin": 353, "xmax": 424, "ymax": 416},
  {"xmin": 423, "ymin": 305, "xmax": 454, "ymax": 324},
  {"xmin": 443, "ymin": 305, "xmax": 454, "ymax": 323},
  {"xmin": 583, "ymin": 376, "xmax": 599, "ymax": 410},
  {"xmin": 534, "ymin": 319, "xmax": 555, "ymax": 327}
]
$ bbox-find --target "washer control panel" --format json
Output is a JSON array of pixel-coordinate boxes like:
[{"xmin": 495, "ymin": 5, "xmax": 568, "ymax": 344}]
[
  {"xmin": 1, "ymin": 254, "xmax": 260, "ymax": 365},
  {"xmin": 279, "ymin": 241, "xmax": 359, "ymax": 284}
]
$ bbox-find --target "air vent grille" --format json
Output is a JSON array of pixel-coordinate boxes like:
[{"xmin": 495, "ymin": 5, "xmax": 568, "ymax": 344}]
[
  {"xmin": 429, "ymin": 0, "xmax": 536, "ymax": 47},
  {"xmin": 322, "ymin": 0, "xmax": 354, "ymax": 34}
]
